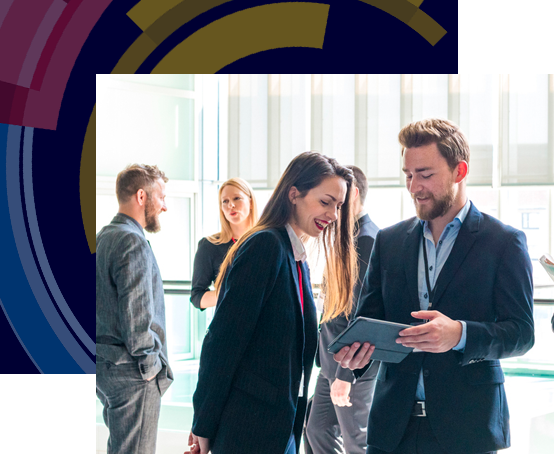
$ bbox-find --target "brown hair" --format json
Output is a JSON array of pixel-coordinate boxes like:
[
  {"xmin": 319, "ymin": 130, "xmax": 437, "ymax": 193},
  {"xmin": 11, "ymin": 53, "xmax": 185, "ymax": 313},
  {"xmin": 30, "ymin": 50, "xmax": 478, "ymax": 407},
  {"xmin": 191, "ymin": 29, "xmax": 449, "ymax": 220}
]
[
  {"xmin": 116, "ymin": 164, "xmax": 168, "ymax": 203},
  {"xmin": 207, "ymin": 177, "xmax": 259, "ymax": 245},
  {"xmin": 215, "ymin": 152, "xmax": 358, "ymax": 321},
  {"xmin": 398, "ymin": 118, "xmax": 470, "ymax": 171},
  {"xmin": 347, "ymin": 165, "xmax": 368, "ymax": 205}
]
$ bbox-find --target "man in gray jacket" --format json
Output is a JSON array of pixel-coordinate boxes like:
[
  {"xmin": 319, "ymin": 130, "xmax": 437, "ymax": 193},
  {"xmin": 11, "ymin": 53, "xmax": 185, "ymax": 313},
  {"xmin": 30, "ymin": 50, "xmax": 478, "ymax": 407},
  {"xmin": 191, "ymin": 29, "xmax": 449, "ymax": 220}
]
[{"xmin": 96, "ymin": 164, "xmax": 173, "ymax": 454}]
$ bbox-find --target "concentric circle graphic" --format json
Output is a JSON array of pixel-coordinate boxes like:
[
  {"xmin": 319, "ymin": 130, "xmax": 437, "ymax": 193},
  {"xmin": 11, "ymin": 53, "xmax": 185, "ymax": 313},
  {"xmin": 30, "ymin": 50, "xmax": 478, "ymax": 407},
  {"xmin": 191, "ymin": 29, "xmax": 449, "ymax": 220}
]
[{"xmin": 0, "ymin": 0, "xmax": 457, "ymax": 373}]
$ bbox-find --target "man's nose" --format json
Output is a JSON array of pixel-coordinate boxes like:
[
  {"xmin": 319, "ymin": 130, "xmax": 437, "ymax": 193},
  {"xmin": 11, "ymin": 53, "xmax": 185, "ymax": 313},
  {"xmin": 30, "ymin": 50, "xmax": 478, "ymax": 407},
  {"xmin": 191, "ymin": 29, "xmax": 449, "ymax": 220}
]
[{"xmin": 407, "ymin": 178, "xmax": 420, "ymax": 194}]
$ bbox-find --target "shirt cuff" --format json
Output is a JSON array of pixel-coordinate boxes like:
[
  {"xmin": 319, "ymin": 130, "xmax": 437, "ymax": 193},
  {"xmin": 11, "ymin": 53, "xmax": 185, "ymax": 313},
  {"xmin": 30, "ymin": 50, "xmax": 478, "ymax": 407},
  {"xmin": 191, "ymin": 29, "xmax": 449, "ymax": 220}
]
[
  {"xmin": 452, "ymin": 320, "xmax": 467, "ymax": 351},
  {"xmin": 335, "ymin": 365, "xmax": 355, "ymax": 383}
]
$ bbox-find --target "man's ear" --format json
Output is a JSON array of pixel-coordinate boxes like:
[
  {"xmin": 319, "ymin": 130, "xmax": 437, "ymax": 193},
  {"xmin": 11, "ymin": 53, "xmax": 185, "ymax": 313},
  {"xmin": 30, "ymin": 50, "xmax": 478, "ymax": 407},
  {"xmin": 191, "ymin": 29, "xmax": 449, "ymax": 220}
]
[
  {"xmin": 136, "ymin": 189, "xmax": 147, "ymax": 207},
  {"xmin": 289, "ymin": 186, "xmax": 298, "ymax": 204},
  {"xmin": 455, "ymin": 161, "xmax": 468, "ymax": 183}
]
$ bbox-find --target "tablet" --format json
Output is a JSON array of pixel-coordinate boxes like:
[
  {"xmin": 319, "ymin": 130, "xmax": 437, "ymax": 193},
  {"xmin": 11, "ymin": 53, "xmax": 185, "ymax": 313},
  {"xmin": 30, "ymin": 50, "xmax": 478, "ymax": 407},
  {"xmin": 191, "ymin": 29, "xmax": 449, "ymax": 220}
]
[{"xmin": 327, "ymin": 317, "xmax": 413, "ymax": 363}]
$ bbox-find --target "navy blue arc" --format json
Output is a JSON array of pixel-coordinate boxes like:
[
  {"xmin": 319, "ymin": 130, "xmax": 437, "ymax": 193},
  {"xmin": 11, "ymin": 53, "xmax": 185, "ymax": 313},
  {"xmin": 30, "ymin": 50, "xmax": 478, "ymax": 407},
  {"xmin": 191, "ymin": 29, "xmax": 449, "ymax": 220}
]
[{"xmin": 0, "ymin": 123, "xmax": 95, "ymax": 373}]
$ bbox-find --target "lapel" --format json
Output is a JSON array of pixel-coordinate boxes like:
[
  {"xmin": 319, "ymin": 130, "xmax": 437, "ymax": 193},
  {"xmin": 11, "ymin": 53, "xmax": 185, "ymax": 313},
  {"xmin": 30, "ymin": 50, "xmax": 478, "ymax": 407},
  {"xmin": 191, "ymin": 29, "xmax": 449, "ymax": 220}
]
[
  {"xmin": 300, "ymin": 261, "xmax": 317, "ymax": 326},
  {"xmin": 284, "ymin": 237, "xmax": 317, "ymax": 337},
  {"xmin": 289, "ymin": 253, "xmax": 304, "ymax": 317},
  {"xmin": 299, "ymin": 261, "xmax": 318, "ymax": 368},
  {"xmin": 278, "ymin": 228, "xmax": 305, "ymax": 318},
  {"xmin": 403, "ymin": 218, "xmax": 423, "ymax": 312},
  {"xmin": 279, "ymin": 227, "xmax": 317, "ymax": 361},
  {"xmin": 431, "ymin": 202, "xmax": 481, "ymax": 308}
]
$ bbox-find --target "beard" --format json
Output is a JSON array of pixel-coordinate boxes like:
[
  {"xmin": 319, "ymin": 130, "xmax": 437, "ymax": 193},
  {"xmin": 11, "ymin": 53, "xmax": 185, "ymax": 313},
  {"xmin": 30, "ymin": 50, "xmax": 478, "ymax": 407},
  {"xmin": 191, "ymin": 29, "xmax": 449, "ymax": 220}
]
[
  {"xmin": 144, "ymin": 197, "xmax": 161, "ymax": 233},
  {"xmin": 412, "ymin": 185, "xmax": 455, "ymax": 221}
]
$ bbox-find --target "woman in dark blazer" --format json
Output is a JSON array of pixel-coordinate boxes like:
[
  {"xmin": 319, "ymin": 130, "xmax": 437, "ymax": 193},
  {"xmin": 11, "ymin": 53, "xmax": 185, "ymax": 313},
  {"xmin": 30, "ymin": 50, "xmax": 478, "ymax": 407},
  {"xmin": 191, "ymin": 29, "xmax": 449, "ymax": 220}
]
[
  {"xmin": 186, "ymin": 152, "xmax": 359, "ymax": 454},
  {"xmin": 190, "ymin": 177, "xmax": 258, "ymax": 310}
]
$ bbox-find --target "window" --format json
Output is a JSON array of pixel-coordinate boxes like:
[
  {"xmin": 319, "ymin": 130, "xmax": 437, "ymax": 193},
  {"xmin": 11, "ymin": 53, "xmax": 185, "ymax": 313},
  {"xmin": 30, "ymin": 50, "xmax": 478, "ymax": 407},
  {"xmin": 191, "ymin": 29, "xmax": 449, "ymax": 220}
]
[{"xmin": 95, "ymin": 74, "xmax": 202, "ymax": 363}]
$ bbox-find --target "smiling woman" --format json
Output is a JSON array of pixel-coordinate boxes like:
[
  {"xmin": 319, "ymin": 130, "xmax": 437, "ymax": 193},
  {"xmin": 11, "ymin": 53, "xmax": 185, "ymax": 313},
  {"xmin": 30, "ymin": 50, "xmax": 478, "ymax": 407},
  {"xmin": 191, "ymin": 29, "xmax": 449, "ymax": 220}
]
[
  {"xmin": 288, "ymin": 176, "xmax": 346, "ymax": 238},
  {"xmin": 186, "ymin": 152, "xmax": 358, "ymax": 454}
]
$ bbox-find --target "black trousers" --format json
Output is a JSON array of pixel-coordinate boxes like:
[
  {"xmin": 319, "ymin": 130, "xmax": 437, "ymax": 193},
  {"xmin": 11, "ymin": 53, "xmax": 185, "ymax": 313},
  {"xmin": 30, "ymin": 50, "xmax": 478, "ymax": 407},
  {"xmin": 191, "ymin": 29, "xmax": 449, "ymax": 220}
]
[{"xmin": 365, "ymin": 416, "xmax": 497, "ymax": 454}]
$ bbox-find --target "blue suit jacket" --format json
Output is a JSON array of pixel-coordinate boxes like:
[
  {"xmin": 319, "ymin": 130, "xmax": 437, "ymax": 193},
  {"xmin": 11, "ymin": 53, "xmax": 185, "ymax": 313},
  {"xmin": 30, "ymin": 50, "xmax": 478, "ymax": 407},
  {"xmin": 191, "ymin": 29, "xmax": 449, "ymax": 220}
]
[
  {"xmin": 191, "ymin": 227, "xmax": 318, "ymax": 454},
  {"xmin": 356, "ymin": 202, "xmax": 534, "ymax": 453}
]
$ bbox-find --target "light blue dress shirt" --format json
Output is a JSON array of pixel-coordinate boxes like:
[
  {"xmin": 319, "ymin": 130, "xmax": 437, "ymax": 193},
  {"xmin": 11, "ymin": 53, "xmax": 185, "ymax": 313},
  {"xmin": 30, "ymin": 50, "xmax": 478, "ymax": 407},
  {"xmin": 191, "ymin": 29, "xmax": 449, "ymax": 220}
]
[{"xmin": 414, "ymin": 198, "xmax": 471, "ymax": 401}]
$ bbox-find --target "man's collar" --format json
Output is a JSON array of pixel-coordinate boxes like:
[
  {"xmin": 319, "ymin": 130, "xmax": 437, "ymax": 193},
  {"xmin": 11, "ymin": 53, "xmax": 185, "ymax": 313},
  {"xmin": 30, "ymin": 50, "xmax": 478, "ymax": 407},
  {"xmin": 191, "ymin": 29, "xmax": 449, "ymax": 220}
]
[
  {"xmin": 116, "ymin": 212, "xmax": 144, "ymax": 233},
  {"xmin": 420, "ymin": 198, "xmax": 471, "ymax": 230},
  {"xmin": 356, "ymin": 209, "xmax": 367, "ymax": 221}
]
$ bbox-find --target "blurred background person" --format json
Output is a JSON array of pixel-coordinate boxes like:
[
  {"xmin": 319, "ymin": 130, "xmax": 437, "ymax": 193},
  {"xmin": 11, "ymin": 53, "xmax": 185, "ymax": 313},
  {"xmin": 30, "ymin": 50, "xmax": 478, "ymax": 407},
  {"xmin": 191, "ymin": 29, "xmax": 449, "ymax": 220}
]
[
  {"xmin": 186, "ymin": 152, "xmax": 358, "ymax": 454},
  {"xmin": 190, "ymin": 178, "xmax": 259, "ymax": 310},
  {"xmin": 305, "ymin": 165, "xmax": 379, "ymax": 454}
]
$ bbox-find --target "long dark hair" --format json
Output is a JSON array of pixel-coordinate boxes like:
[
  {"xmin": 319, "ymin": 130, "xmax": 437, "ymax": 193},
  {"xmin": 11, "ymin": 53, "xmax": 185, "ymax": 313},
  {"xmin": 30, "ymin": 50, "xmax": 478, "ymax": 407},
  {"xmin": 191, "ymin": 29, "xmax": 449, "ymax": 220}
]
[{"xmin": 215, "ymin": 151, "xmax": 358, "ymax": 319}]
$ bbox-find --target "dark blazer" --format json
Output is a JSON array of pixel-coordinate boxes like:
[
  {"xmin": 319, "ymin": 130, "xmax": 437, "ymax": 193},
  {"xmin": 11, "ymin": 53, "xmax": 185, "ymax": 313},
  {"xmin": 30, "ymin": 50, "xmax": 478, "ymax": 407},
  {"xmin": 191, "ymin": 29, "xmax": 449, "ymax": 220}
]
[
  {"xmin": 190, "ymin": 237, "xmax": 234, "ymax": 310},
  {"xmin": 356, "ymin": 202, "xmax": 534, "ymax": 454},
  {"xmin": 191, "ymin": 227, "xmax": 318, "ymax": 454},
  {"xmin": 317, "ymin": 213, "xmax": 379, "ymax": 382}
]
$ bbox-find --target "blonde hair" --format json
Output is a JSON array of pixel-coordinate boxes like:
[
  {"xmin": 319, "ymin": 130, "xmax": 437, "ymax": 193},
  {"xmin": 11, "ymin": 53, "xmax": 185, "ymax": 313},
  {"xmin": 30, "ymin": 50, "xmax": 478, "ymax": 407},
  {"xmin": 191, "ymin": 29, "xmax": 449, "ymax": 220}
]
[
  {"xmin": 214, "ymin": 152, "xmax": 358, "ymax": 321},
  {"xmin": 207, "ymin": 178, "xmax": 259, "ymax": 245}
]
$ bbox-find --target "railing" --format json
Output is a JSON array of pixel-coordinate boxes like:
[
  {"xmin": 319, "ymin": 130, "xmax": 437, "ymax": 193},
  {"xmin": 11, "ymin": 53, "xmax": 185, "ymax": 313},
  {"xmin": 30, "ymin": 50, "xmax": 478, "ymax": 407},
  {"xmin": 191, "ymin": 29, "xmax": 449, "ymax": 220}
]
[{"xmin": 163, "ymin": 280, "xmax": 191, "ymax": 295}]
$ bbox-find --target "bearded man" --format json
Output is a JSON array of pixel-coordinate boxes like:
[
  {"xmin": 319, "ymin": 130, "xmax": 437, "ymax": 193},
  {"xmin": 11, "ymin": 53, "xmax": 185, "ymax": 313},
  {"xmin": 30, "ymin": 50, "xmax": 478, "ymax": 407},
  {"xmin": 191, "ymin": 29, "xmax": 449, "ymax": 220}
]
[
  {"xmin": 334, "ymin": 119, "xmax": 534, "ymax": 454},
  {"xmin": 96, "ymin": 164, "xmax": 173, "ymax": 454}
]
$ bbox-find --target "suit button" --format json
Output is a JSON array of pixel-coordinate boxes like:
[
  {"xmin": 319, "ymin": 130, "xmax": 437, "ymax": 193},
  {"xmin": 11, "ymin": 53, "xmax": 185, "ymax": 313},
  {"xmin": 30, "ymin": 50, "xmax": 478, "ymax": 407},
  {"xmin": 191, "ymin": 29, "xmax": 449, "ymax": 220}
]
[{"xmin": 423, "ymin": 370, "xmax": 430, "ymax": 377}]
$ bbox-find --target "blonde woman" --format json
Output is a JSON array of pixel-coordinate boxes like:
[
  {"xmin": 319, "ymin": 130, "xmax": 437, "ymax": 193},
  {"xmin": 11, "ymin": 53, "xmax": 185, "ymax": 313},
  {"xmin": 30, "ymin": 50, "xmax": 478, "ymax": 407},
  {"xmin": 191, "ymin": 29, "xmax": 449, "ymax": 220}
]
[{"xmin": 190, "ymin": 178, "xmax": 259, "ymax": 310}]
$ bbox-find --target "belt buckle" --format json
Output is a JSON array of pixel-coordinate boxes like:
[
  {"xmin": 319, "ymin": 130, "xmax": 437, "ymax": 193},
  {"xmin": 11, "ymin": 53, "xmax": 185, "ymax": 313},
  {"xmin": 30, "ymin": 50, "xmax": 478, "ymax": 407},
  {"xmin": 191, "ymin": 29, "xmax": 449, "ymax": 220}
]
[{"xmin": 415, "ymin": 400, "xmax": 426, "ymax": 417}]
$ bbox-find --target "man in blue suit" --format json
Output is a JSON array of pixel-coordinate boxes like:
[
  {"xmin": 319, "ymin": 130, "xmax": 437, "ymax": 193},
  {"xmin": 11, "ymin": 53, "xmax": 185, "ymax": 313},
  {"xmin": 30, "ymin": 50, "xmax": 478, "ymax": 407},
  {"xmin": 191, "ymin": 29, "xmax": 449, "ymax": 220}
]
[{"xmin": 335, "ymin": 118, "xmax": 534, "ymax": 454}]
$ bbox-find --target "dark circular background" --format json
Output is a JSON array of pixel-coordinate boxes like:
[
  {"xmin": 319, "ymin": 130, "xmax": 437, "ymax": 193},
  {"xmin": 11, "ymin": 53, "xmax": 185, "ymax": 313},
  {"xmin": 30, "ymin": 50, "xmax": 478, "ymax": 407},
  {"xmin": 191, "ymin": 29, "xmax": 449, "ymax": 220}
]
[{"xmin": 0, "ymin": 0, "xmax": 457, "ymax": 373}]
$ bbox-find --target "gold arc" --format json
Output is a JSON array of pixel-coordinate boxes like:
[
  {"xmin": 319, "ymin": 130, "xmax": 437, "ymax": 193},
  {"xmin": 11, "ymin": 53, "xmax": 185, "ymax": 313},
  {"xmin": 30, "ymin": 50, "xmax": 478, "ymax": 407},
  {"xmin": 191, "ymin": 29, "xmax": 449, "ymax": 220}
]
[
  {"xmin": 116, "ymin": 0, "xmax": 444, "ymax": 74},
  {"xmin": 115, "ymin": 0, "xmax": 232, "ymax": 73},
  {"xmin": 152, "ymin": 3, "xmax": 330, "ymax": 74},
  {"xmin": 127, "ymin": 0, "xmax": 184, "ymax": 31},
  {"xmin": 359, "ymin": 0, "xmax": 446, "ymax": 45},
  {"xmin": 81, "ymin": 105, "xmax": 96, "ymax": 254}
]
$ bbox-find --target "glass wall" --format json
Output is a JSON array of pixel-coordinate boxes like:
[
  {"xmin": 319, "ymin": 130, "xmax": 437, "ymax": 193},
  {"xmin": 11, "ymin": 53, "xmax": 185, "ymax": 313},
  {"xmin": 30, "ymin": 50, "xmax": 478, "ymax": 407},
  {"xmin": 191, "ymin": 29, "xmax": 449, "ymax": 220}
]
[
  {"xmin": 95, "ymin": 74, "xmax": 202, "ymax": 363},
  {"xmin": 96, "ymin": 76, "xmax": 195, "ymax": 180}
]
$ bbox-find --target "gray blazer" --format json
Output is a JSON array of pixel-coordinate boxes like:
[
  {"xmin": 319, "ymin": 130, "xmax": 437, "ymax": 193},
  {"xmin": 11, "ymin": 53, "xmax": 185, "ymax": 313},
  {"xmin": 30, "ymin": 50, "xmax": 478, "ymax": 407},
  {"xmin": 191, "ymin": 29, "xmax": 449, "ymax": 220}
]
[{"xmin": 96, "ymin": 213, "xmax": 173, "ymax": 394}]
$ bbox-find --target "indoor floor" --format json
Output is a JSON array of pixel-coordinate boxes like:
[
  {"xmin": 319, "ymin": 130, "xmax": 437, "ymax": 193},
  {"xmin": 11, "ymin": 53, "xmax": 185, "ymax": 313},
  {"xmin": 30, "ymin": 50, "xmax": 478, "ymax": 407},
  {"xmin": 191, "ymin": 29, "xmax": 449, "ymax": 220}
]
[{"xmin": 96, "ymin": 360, "xmax": 554, "ymax": 454}]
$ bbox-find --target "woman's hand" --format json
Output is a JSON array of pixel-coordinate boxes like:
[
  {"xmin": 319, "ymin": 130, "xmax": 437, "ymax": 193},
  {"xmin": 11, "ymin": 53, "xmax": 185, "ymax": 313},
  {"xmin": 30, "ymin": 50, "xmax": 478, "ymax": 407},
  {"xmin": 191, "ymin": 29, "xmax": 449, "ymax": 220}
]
[
  {"xmin": 185, "ymin": 431, "xmax": 210, "ymax": 454},
  {"xmin": 333, "ymin": 342, "xmax": 374, "ymax": 370}
]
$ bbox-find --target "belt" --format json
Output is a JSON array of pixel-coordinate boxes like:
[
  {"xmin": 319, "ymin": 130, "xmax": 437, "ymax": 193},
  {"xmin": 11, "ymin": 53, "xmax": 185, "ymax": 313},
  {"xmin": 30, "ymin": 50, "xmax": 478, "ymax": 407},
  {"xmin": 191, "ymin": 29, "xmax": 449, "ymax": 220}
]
[{"xmin": 412, "ymin": 401, "xmax": 427, "ymax": 417}]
